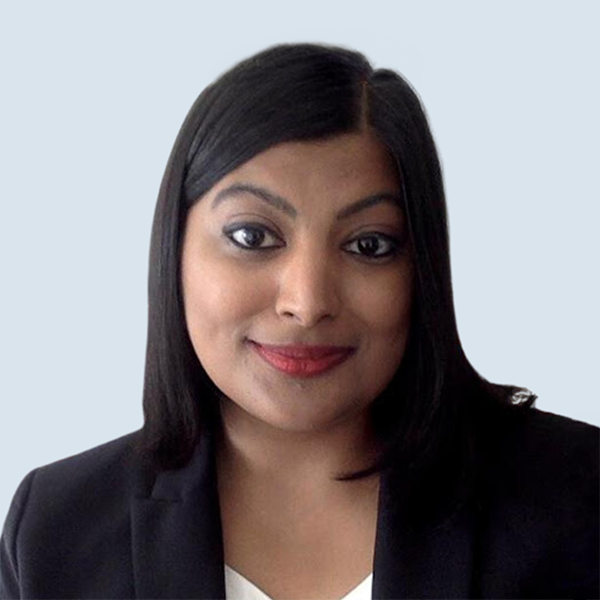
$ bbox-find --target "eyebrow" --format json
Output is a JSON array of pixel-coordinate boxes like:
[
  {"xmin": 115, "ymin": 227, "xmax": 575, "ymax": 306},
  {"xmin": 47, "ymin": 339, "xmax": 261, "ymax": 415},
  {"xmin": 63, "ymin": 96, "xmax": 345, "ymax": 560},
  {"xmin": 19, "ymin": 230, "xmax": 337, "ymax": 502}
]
[{"xmin": 211, "ymin": 182, "xmax": 402, "ymax": 220}]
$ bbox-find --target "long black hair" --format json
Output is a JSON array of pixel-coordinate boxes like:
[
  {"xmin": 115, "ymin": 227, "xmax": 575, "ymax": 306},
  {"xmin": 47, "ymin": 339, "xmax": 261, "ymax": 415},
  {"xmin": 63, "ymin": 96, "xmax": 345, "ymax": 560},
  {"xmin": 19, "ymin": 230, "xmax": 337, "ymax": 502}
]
[{"xmin": 139, "ymin": 43, "xmax": 535, "ymax": 516}]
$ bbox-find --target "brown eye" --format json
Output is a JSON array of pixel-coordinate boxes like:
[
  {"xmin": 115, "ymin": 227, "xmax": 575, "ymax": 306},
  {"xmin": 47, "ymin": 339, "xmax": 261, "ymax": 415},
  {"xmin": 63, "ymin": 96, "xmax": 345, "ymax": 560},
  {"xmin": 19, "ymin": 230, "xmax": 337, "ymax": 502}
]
[
  {"xmin": 223, "ymin": 224, "xmax": 284, "ymax": 251},
  {"xmin": 344, "ymin": 233, "xmax": 398, "ymax": 259}
]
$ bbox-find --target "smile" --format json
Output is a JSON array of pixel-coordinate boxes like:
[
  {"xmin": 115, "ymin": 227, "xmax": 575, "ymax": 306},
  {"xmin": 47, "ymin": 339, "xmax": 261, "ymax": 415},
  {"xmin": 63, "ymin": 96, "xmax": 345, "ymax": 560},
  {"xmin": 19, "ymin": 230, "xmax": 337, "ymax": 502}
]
[{"xmin": 248, "ymin": 341, "xmax": 356, "ymax": 378}]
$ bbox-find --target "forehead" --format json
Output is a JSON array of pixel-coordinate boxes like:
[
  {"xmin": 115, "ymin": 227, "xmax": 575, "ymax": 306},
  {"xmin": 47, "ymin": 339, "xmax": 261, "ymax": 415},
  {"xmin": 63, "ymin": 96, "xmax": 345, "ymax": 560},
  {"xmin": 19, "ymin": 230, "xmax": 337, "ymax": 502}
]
[{"xmin": 215, "ymin": 131, "xmax": 400, "ymax": 200}]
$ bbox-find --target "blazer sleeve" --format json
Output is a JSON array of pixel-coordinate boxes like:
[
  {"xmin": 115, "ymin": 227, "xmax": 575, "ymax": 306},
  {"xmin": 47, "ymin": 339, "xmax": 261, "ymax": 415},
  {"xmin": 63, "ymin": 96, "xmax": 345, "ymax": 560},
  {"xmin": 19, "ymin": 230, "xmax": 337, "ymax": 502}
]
[{"xmin": 0, "ymin": 470, "xmax": 37, "ymax": 600}]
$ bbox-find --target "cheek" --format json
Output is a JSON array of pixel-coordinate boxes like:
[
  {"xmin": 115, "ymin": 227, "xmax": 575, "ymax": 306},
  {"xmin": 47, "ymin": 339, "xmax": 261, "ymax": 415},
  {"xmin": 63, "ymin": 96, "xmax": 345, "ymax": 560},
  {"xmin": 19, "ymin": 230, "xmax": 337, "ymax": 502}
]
[
  {"xmin": 351, "ymin": 269, "xmax": 413, "ymax": 399},
  {"xmin": 182, "ymin": 255, "xmax": 272, "ymax": 335},
  {"xmin": 352, "ymin": 268, "xmax": 413, "ymax": 342}
]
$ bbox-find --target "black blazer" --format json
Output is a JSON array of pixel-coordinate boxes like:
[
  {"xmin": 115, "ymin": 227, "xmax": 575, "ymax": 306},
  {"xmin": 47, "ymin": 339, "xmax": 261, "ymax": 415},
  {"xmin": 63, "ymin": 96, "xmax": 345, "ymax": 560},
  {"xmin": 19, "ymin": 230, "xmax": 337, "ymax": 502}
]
[{"xmin": 1, "ymin": 408, "xmax": 598, "ymax": 599}]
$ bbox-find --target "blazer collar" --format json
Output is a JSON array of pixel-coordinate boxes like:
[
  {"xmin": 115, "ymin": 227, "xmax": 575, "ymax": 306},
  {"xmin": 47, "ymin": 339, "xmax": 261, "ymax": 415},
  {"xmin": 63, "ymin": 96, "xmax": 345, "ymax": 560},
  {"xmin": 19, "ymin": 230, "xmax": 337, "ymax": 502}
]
[
  {"xmin": 372, "ymin": 469, "xmax": 478, "ymax": 598},
  {"xmin": 131, "ymin": 430, "xmax": 476, "ymax": 599},
  {"xmin": 131, "ymin": 428, "xmax": 226, "ymax": 599}
]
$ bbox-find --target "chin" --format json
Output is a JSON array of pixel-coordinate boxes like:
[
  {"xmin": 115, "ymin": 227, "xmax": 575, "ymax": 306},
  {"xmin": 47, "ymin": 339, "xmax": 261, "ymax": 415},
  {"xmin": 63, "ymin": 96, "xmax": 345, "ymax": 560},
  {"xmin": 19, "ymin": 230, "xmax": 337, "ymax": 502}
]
[{"xmin": 254, "ymin": 395, "xmax": 369, "ymax": 434}]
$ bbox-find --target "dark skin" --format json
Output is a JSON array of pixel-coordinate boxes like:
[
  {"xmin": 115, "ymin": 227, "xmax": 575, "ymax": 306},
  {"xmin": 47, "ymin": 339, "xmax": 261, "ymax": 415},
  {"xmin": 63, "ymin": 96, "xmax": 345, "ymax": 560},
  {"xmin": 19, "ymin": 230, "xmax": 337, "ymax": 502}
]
[
  {"xmin": 181, "ymin": 130, "xmax": 413, "ymax": 598},
  {"xmin": 216, "ymin": 386, "xmax": 382, "ymax": 598}
]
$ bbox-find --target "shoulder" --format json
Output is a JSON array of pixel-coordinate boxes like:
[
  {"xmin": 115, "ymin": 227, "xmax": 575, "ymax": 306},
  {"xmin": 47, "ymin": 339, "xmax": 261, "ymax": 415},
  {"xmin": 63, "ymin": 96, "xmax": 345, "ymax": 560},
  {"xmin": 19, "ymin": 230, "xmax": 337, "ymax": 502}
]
[
  {"xmin": 1, "ymin": 431, "xmax": 148, "ymax": 598},
  {"xmin": 7, "ymin": 430, "xmax": 150, "ymax": 522},
  {"xmin": 484, "ymin": 407, "xmax": 598, "ymax": 486},
  {"xmin": 478, "ymin": 407, "xmax": 598, "ymax": 506},
  {"xmin": 18, "ymin": 431, "xmax": 146, "ymax": 503},
  {"xmin": 505, "ymin": 406, "xmax": 597, "ymax": 443},
  {"xmin": 477, "ymin": 408, "xmax": 598, "ymax": 597},
  {"xmin": 36, "ymin": 428, "xmax": 140, "ymax": 469},
  {"xmin": 3, "ymin": 432, "xmax": 144, "ymax": 547}
]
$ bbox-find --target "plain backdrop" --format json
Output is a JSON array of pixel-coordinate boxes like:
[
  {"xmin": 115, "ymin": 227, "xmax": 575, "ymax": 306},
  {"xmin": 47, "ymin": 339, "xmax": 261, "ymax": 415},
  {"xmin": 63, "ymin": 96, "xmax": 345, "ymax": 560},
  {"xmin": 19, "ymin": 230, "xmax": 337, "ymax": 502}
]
[{"xmin": 0, "ymin": 0, "xmax": 598, "ymax": 525}]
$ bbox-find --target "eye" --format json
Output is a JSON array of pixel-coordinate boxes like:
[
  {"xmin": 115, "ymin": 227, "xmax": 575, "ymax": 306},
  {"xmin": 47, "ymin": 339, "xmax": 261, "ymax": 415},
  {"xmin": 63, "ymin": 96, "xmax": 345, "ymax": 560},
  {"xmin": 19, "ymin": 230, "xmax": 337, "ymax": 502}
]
[
  {"xmin": 344, "ymin": 233, "xmax": 399, "ymax": 259},
  {"xmin": 223, "ymin": 223, "xmax": 284, "ymax": 251}
]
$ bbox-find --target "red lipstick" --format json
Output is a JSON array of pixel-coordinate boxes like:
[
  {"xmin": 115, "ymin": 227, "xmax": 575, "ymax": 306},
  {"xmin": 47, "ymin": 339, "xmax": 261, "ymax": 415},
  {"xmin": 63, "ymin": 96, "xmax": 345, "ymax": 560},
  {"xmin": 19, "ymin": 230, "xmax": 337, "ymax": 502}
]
[{"xmin": 249, "ymin": 341, "xmax": 356, "ymax": 377}]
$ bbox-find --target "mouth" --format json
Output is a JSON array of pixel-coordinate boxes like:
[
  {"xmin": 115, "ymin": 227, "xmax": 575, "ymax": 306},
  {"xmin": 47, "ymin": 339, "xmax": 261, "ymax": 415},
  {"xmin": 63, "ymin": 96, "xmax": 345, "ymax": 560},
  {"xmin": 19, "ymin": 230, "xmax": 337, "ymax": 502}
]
[{"xmin": 247, "ymin": 340, "xmax": 357, "ymax": 378}]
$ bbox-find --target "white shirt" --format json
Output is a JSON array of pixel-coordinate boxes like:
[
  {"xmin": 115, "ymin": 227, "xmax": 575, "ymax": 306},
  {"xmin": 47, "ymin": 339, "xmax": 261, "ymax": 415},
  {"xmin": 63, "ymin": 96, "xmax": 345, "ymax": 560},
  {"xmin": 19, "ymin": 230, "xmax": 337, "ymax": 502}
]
[{"xmin": 224, "ymin": 564, "xmax": 373, "ymax": 600}]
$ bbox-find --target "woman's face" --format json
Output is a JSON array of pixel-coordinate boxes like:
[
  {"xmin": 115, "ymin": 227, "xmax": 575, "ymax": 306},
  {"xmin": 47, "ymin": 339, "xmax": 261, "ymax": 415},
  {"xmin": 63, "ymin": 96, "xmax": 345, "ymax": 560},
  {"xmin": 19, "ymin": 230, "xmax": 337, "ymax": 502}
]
[{"xmin": 181, "ymin": 131, "xmax": 413, "ymax": 433}]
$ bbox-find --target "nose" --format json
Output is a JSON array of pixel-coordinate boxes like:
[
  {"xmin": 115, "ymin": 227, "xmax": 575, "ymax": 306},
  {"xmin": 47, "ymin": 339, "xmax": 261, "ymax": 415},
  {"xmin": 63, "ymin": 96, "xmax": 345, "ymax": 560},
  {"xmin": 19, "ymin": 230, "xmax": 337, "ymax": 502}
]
[{"xmin": 275, "ymin": 246, "xmax": 341, "ymax": 328}]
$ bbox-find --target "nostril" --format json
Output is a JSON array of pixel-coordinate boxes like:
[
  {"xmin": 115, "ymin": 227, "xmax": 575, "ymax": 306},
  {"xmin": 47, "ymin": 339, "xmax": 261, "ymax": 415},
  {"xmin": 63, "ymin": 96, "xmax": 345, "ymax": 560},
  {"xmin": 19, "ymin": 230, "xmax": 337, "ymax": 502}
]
[{"xmin": 274, "ymin": 254, "xmax": 341, "ymax": 326}]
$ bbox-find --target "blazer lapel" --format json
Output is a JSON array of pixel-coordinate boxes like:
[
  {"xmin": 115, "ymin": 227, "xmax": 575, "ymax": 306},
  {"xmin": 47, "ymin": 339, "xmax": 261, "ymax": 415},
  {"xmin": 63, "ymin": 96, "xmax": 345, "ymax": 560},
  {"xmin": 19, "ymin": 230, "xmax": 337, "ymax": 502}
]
[
  {"xmin": 131, "ymin": 429, "xmax": 226, "ymax": 599},
  {"xmin": 372, "ymin": 471, "xmax": 478, "ymax": 599},
  {"xmin": 130, "ymin": 427, "xmax": 477, "ymax": 600}
]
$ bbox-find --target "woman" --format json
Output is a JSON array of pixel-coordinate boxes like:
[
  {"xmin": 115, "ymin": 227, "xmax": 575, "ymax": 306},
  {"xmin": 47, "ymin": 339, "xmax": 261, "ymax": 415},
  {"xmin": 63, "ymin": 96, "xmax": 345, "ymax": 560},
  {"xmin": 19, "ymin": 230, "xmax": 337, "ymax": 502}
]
[{"xmin": 1, "ymin": 43, "xmax": 597, "ymax": 600}]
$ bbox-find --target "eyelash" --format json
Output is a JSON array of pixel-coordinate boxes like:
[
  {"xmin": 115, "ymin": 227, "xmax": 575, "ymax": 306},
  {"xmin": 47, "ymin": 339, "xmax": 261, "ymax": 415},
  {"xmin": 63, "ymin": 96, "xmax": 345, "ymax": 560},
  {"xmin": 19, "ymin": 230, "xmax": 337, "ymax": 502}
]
[{"xmin": 222, "ymin": 223, "xmax": 401, "ymax": 260}]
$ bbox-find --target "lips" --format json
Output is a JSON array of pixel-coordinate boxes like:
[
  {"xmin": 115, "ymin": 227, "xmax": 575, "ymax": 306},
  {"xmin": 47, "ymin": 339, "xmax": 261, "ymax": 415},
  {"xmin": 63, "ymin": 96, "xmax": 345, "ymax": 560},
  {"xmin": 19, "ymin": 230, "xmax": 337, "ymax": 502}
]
[{"xmin": 248, "ymin": 341, "xmax": 356, "ymax": 377}]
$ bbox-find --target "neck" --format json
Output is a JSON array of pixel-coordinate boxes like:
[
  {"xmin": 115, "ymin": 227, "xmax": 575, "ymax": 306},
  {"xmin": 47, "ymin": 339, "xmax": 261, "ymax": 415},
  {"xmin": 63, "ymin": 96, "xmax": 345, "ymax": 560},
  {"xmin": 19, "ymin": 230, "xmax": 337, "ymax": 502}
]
[{"xmin": 215, "ymin": 396, "xmax": 382, "ymax": 498}]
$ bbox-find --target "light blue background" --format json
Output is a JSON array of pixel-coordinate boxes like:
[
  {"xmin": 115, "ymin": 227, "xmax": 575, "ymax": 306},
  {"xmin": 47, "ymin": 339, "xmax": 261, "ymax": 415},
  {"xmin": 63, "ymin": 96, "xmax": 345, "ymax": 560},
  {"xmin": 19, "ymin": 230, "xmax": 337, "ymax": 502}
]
[{"xmin": 1, "ymin": 0, "xmax": 598, "ymax": 524}]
